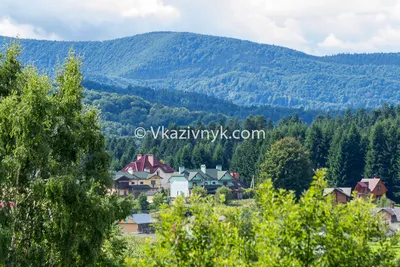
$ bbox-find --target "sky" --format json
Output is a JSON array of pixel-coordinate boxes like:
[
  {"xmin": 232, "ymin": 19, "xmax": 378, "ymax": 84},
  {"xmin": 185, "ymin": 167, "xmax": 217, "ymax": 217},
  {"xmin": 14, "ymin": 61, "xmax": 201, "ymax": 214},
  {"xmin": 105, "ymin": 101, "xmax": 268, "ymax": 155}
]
[{"xmin": 1, "ymin": 0, "xmax": 400, "ymax": 55}]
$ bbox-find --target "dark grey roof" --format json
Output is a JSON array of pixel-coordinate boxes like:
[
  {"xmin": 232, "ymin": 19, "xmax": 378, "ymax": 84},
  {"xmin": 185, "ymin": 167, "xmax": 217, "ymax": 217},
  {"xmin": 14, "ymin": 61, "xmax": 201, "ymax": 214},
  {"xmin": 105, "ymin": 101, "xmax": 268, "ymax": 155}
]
[
  {"xmin": 114, "ymin": 171, "xmax": 157, "ymax": 181},
  {"xmin": 114, "ymin": 171, "xmax": 136, "ymax": 180},
  {"xmin": 379, "ymin": 207, "xmax": 400, "ymax": 221},
  {"xmin": 129, "ymin": 214, "xmax": 155, "ymax": 224}
]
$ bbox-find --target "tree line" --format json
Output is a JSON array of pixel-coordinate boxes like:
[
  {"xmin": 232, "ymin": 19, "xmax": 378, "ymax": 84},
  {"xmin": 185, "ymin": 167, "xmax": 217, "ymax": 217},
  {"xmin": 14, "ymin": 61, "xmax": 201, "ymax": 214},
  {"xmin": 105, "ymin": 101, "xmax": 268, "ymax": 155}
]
[{"xmin": 108, "ymin": 105, "xmax": 400, "ymax": 202}]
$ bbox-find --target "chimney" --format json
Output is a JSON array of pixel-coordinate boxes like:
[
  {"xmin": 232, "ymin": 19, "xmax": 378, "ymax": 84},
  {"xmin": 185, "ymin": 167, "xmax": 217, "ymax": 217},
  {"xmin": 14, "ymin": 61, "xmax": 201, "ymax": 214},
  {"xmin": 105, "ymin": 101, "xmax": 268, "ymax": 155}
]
[
  {"xmin": 148, "ymin": 154, "xmax": 154, "ymax": 166},
  {"xmin": 216, "ymin": 165, "xmax": 222, "ymax": 171},
  {"xmin": 201, "ymin": 164, "xmax": 206, "ymax": 174},
  {"xmin": 179, "ymin": 166, "xmax": 185, "ymax": 174},
  {"xmin": 137, "ymin": 154, "xmax": 142, "ymax": 160}
]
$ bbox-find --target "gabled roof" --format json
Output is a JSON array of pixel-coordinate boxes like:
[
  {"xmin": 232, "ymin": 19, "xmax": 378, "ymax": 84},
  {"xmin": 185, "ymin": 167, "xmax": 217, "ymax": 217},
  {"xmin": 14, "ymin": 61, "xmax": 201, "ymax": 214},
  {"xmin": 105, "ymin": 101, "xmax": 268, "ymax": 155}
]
[
  {"xmin": 127, "ymin": 214, "xmax": 155, "ymax": 224},
  {"xmin": 121, "ymin": 154, "xmax": 174, "ymax": 174},
  {"xmin": 170, "ymin": 167, "xmax": 233, "ymax": 181},
  {"xmin": 377, "ymin": 207, "xmax": 400, "ymax": 221},
  {"xmin": 359, "ymin": 178, "xmax": 382, "ymax": 192},
  {"xmin": 323, "ymin": 187, "xmax": 352, "ymax": 197},
  {"xmin": 114, "ymin": 171, "xmax": 159, "ymax": 181}
]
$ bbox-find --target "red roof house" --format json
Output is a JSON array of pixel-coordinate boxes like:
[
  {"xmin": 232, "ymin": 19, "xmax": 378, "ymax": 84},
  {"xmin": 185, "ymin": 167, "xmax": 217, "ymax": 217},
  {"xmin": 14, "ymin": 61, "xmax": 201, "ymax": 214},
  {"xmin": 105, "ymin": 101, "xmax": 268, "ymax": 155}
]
[
  {"xmin": 120, "ymin": 154, "xmax": 174, "ymax": 190},
  {"xmin": 354, "ymin": 177, "xmax": 387, "ymax": 199},
  {"xmin": 121, "ymin": 154, "xmax": 174, "ymax": 174}
]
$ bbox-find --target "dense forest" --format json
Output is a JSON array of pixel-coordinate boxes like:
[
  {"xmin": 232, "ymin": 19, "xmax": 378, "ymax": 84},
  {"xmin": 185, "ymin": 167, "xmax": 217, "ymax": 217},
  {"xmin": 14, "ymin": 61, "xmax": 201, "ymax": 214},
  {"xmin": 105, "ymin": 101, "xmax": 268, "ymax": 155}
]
[
  {"xmin": 83, "ymin": 81, "xmax": 323, "ymax": 136},
  {"xmin": 107, "ymin": 104, "xmax": 400, "ymax": 202},
  {"xmin": 3, "ymin": 32, "xmax": 400, "ymax": 109}
]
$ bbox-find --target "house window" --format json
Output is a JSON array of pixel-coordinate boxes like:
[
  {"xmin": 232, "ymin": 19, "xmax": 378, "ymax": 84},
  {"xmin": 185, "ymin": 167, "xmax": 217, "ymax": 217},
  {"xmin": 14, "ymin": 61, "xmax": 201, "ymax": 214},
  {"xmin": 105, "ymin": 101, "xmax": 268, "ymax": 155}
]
[
  {"xmin": 193, "ymin": 182, "xmax": 197, "ymax": 187},
  {"xmin": 151, "ymin": 180, "xmax": 156, "ymax": 187},
  {"xmin": 212, "ymin": 182, "xmax": 216, "ymax": 185},
  {"xmin": 157, "ymin": 171, "xmax": 160, "ymax": 176},
  {"xmin": 140, "ymin": 182, "xmax": 144, "ymax": 185},
  {"xmin": 124, "ymin": 191, "xmax": 127, "ymax": 196},
  {"xmin": 204, "ymin": 182, "xmax": 208, "ymax": 185},
  {"xmin": 132, "ymin": 182, "xmax": 135, "ymax": 185},
  {"xmin": 223, "ymin": 181, "xmax": 228, "ymax": 186},
  {"xmin": 377, "ymin": 185, "xmax": 382, "ymax": 191}
]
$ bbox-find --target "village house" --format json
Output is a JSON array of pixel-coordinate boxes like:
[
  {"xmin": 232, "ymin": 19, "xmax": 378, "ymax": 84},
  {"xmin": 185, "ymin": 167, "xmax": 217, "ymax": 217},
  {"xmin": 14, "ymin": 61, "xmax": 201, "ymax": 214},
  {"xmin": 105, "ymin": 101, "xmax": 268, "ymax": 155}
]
[
  {"xmin": 119, "ymin": 214, "xmax": 155, "ymax": 234},
  {"xmin": 354, "ymin": 177, "xmax": 388, "ymax": 199},
  {"xmin": 375, "ymin": 206, "xmax": 400, "ymax": 234},
  {"xmin": 323, "ymin": 187, "xmax": 352, "ymax": 204},
  {"xmin": 113, "ymin": 171, "xmax": 162, "ymax": 198},
  {"xmin": 120, "ymin": 154, "xmax": 174, "ymax": 190},
  {"xmin": 169, "ymin": 164, "xmax": 236, "ymax": 198}
]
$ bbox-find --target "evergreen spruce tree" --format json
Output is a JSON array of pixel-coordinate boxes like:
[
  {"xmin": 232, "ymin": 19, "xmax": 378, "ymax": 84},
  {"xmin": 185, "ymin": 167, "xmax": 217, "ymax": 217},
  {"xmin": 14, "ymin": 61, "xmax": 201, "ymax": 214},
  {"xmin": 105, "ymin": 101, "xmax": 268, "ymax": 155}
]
[{"xmin": 327, "ymin": 124, "xmax": 364, "ymax": 187}]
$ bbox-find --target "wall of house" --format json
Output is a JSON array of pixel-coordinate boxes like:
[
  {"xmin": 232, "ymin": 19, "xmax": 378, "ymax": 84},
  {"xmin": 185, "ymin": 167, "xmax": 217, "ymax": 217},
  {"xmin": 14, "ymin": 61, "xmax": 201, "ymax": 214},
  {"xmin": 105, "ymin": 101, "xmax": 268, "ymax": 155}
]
[
  {"xmin": 188, "ymin": 179, "xmax": 233, "ymax": 188},
  {"xmin": 119, "ymin": 223, "xmax": 139, "ymax": 233},
  {"xmin": 381, "ymin": 211, "xmax": 393, "ymax": 222},
  {"xmin": 170, "ymin": 177, "xmax": 189, "ymax": 197},
  {"xmin": 372, "ymin": 181, "xmax": 387, "ymax": 198},
  {"xmin": 156, "ymin": 169, "xmax": 172, "ymax": 189},
  {"xmin": 119, "ymin": 218, "xmax": 140, "ymax": 233},
  {"xmin": 118, "ymin": 189, "xmax": 129, "ymax": 196},
  {"xmin": 335, "ymin": 191, "xmax": 348, "ymax": 204},
  {"xmin": 128, "ymin": 178, "xmax": 161, "ymax": 188}
]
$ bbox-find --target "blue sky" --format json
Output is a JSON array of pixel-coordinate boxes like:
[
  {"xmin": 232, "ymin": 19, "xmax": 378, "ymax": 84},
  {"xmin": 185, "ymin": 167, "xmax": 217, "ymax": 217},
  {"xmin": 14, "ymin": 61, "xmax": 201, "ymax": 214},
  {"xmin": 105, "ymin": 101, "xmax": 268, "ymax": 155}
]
[{"xmin": 1, "ymin": 0, "xmax": 400, "ymax": 55}]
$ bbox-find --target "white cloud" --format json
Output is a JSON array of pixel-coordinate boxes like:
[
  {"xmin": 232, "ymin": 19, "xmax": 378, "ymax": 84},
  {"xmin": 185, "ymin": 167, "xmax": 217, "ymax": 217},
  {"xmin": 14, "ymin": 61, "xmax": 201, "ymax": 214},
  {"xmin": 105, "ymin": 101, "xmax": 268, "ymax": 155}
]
[
  {"xmin": 2, "ymin": 0, "xmax": 400, "ymax": 54},
  {"xmin": 0, "ymin": 17, "xmax": 60, "ymax": 40},
  {"xmin": 318, "ymin": 25, "xmax": 400, "ymax": 53},
  {"xmin": 75, "ymin": 0, "xmax": 180, "ymax": 19}
]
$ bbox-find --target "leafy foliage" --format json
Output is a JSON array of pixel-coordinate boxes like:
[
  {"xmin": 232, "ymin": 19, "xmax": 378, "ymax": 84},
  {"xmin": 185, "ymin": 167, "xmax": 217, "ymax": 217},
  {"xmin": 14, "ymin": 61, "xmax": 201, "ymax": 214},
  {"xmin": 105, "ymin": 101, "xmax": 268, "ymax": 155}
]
[
  {"xmin": 259, "ymin": 137, "xmax": 313, "ymax": 197},
  {"xmin": 130, "ymin": 170, "xmax": 399, "ymax": 266},
  {"xmin": 0, "ymin": 44, "xmax": 132, "ymax": 266},
  {"xmin": 215, "ymin": 186, "xmax": 232, "ymax": 205}
]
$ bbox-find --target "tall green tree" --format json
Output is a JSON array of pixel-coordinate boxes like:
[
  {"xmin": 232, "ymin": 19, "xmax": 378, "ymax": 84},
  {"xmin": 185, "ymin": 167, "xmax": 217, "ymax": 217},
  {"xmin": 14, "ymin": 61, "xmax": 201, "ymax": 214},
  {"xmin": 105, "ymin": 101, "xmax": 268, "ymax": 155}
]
[
  {"xmin": 230, "ymin": 139, "xmax": 260, "ymax": 184},
  {"xmin": 365, "ymin": 121, "xmax": 399, "ymax": 200},
  {"xmin": 305, "ymin": 121, "xmax": 330, "ymax": 169},
  {"xmin": 259, "ymin": 137, "xmax": 312, "ymax": 196},
  {"xmin": 327, "ymin": 124, "xmax": 365, "ymax": 187},
  {"xmin": 0, "ymin": 45, "xmax": 131, "ymax": 266}
]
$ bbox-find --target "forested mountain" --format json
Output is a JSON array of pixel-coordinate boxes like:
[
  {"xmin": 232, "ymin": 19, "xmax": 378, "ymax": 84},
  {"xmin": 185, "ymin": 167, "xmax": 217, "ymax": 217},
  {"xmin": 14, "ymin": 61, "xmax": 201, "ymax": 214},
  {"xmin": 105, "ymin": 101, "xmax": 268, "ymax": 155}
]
[
  {"xmin": 2, "ymin": 32, "xmax": 400, "ymax": 110},
  {"xmin": 83, "ymin": 81, "xmax": 322, "ymax": 135}
]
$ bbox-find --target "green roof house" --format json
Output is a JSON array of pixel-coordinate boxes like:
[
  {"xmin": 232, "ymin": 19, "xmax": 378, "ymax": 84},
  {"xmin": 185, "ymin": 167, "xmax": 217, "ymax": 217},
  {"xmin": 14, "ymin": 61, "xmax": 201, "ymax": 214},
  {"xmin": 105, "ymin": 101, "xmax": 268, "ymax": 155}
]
[{"xmin": 169, "ymin": 165, "xmax": 234, "ymax": 198}]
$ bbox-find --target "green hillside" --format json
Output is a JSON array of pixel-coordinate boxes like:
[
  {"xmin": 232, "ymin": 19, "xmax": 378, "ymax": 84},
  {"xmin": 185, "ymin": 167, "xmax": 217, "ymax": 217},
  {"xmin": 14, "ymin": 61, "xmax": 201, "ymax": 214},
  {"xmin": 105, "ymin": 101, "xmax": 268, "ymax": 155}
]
[
  {"xmin": 83, "ymin": 81, "xmax": 322, "ymax": 136},
  {"xmin": 2, "ymin": 32, "xmax": 400, "ymax": 109}
]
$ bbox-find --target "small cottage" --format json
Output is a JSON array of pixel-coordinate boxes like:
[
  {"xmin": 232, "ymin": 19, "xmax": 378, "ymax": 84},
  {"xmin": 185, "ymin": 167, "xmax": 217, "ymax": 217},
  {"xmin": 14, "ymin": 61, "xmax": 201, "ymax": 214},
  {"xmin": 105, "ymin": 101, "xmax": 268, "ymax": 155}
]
[{"xmin": 119, "ymin": 214, "xmax": 155, "ymax": 234}]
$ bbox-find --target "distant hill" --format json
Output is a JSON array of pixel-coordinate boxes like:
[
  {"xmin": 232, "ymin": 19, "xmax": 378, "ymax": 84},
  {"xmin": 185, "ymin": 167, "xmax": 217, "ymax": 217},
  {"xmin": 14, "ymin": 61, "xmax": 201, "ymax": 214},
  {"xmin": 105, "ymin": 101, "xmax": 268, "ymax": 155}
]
[
  {"xmin": 83, "ymin": 81, "xmax": 322, "ymax": 136},
  {"xmin": 2, "ymin": 32, "xmax": 400, "ymax": 109}
]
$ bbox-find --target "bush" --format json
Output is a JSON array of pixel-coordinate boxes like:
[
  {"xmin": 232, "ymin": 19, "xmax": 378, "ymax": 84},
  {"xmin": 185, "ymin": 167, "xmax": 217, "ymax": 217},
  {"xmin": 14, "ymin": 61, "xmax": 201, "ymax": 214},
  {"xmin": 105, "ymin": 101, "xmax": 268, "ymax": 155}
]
[
  {"xmin": 191, "ymin": 186, "xmax": 207, "ymax": 198},
  {"xmin": 215, "ymin": 186, "xmax": 232, "ymax": 205},
  {"xmin": 134, "ymin": 170, "xmax": 399, "ymax": 266}
]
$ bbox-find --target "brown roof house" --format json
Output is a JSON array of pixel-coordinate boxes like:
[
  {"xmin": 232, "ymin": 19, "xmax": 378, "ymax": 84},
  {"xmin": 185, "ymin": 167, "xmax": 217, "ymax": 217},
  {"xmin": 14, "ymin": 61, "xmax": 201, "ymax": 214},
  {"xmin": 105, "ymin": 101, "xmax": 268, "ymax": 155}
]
[
  {"xmin": 354, "ymin": 177, "xmax": 387, "ymax": 199},
  {"xmin": 113, "ymin": 171, "xmax": 163, "ymax": 198},
  {"xmin": 375, "ymin": 206, "xmax": 400, "ymax": 234},
  {"xmin": 120, "ymin": 154, "xmax": 174, "ymax": 190},
  {"xmin": 119, "ymin": 214, "xmax": 155, "ymax": 234},
  {"xmin": 323, "ymin": 187, "xmax": 352, "ymax": 204}
]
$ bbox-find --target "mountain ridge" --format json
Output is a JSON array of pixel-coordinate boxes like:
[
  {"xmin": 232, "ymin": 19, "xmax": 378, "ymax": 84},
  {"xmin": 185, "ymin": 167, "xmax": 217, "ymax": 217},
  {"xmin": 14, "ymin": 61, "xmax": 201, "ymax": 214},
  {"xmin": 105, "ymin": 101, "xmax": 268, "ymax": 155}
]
[{"xmin": 1, "ymin": 31, "xmax": 400, "ymax": 110}]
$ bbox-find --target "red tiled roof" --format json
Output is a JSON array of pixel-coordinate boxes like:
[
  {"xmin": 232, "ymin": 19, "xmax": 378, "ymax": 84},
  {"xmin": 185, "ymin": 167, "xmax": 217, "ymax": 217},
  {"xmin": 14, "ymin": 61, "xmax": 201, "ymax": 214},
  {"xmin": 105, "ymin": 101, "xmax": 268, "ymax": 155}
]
[
  {"xmin": 0, "ymin": 201, "xmax": 14, "ymax": 209},
  {"xmin": 230, "ymin": 172, "xmax": 240, "ymax": 180},
  {"xmin": 121, "ymin": 154, "xmax": 174, "ymax": 174}
]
